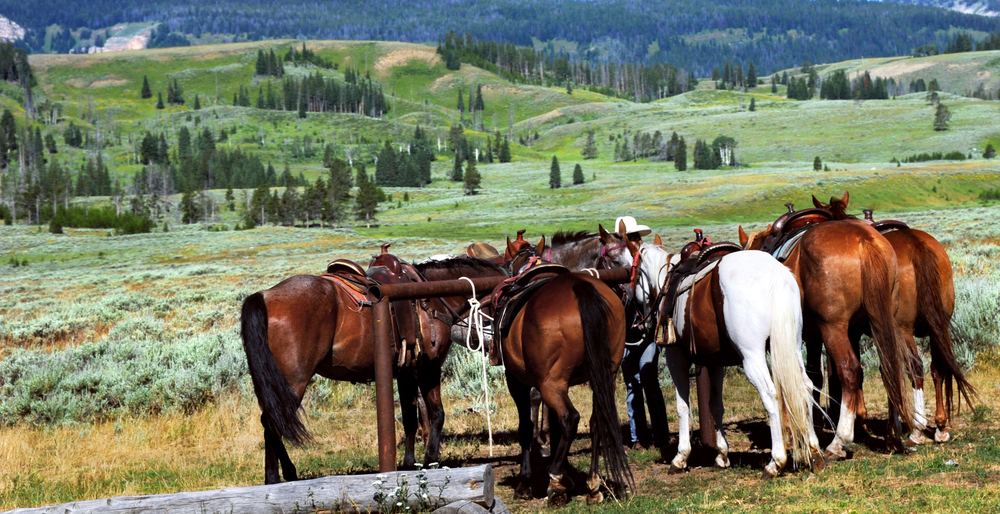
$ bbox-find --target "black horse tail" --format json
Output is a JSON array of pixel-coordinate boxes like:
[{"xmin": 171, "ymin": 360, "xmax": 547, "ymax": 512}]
[
  {"xmin": 859, "ymin": 238, "xmax": 914, "ymax": 431},
  {"xmin": 241, "ymin": 292, "xmax": 311, "ymax": 445},
  {"xmin": 574, "ymin": 280, "xmax": 634, "ymax": 491},
  {"xmin": 909, "ymin": 234, "xmax": 977, "ymax": 415}
]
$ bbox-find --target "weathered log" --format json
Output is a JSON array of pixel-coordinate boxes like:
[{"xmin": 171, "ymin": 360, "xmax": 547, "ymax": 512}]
[{"xmin": 4, "ymin": 465, "xmax": 496, "ymax": 514}]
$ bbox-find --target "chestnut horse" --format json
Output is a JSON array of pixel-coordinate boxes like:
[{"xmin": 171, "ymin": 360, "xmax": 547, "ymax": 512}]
[
  {"xmin": 812, "ymin": 192, "xmax": 976, "ymax": 443},
  {"xmin": 605, "ymin": 224, "xmax": 825, "ymax": 477},
  {"xmin": 240, "ymin": 254, "xmax": 505, "ymax": 483},
  {"xmin": 499, "ymin": 236, "xmax": 631, "ymax": 506},
  {"xmin": 739, "ymin": 218, "xmax": 914, "ymax": 460}
]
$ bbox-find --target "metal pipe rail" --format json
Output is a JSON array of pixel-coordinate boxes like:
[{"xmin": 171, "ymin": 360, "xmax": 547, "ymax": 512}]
[{"xmin": 372, "ymin": 266, "xmax": 631, "ymax": 471}]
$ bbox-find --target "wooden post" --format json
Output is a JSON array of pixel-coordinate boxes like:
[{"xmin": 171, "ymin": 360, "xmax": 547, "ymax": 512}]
[
  {"xmin": 4, "ymin": 465, "xmax": 497, "ymax": 514},
  {"xmin": 372, "ymin": 296, "xmax": 397, "ymax": 472}
]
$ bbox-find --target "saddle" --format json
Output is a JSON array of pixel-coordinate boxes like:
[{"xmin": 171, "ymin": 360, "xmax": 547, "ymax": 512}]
[
  {"xmin": 488, "ymin": 261, "xmax": 570, "ymax": 365},
  {"xmin": 367, "ymin": 243, "xmax": 441, "ymax": 367},
  {"xmin": 466, "ymin": 241, "xmax": 505, "ymax": 266},
  {"xmin": 659, "ymin": 230, "xmax": 742, "ymax": 349},
  {"xmin": 758, "ymin": 203, "xmax": 833, "ymax": 259},
  {"xmin": 862, "ymin": 209, "xmax": 910, "ymax": 233},
  {"xmin": 321, "ymin": 258, "xmax": 372, "ymax": 308}
]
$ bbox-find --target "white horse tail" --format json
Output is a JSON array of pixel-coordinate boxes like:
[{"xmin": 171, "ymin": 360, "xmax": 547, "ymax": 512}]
[{"xmin": 767, "ymin": 270, "xmax": 814, "ymax": 468}]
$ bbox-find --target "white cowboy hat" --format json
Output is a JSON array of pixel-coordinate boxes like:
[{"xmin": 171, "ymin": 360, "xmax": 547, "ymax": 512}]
[{"xmin": 614, "ymin": 216, "xmax": 651, "ymax": 237}]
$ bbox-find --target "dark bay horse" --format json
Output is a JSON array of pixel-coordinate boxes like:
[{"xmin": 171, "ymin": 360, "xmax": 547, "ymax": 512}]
[
  {"xmin": 740, "ymin": 217, "xmax": 914, "ymax": 460},
  {"xmin": 498, "ymin": 236, "xmax": 631, "ymax": 506},
  {"xmin": 812, "ymin": 192, "xmax": 976, "ymax": 443},
  {"xmin": 240, "ymin": 253, "xmax": 505, "ymax": 483}
]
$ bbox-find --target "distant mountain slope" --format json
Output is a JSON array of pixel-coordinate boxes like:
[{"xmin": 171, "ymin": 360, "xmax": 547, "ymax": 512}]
[
  {"xmin": 4, "ymin": 0, "xmax": 1000, "ymax": 75},
  {"xmin": 888, "ymin": 0, "xmax": 1000, "ymax": 16}
]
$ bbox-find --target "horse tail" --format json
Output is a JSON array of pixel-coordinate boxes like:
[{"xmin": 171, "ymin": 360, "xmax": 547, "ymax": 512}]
[
  {"xmin": 767, "ymin": 268, "xmax": 815, "ymax": 468},
  {"xmin": 859, "ymin": 237, "xmax": 914, "ymax": 429},
  {"xmin": 573, "ymin": 280, "xmax": 633, "ymax": 490},
  {"xmin": 908, "ymin": 233, "xmax": 977, "ymax": 414},
  {"xmin": 241, "ymin": 291, "xmax": 311, "ymax": 445}
]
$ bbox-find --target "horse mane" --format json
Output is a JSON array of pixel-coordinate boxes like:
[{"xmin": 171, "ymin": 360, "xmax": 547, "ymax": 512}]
[
  {"xmin": 551, "ymin": 230, "xmax": 596, "ymax": 246},
  {"xmin": 414, "ymin": 256, "xmax": 503, "ymax": 273}
]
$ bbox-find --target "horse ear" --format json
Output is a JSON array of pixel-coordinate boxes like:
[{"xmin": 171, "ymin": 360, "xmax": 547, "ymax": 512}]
[
  {"xmin": 536, "ymin": 235, "xmax": 545, "ymax": 257},
  {"xmin": 766, "ymin": 223, "xmax": 773, "ymax": 234},
  {"xmin": 812, "ymin": 195, "xmax": 823, "ymax": 208},
  {"xmin": 738, "ymin": 225, "xmax": 749, "ymax": 247},
  {"xmin": 598, "ymin": 223, "xmax": 612, "ymax": 243},
  {"xmin": 654, "ymin": 234, "xmax": 662, "ymax": 246},
  {"xmin": 842, "ymin": 190, "xmax": 849, "ymax": 206},
  {"xmin": 625, "ymin": 235, "xmax": 640, "ymax": 257},
  {"xmin": 617, "ymin": 219, "xmax": 628, "ymax": 237},
  {"xmin": 504, "ymin": 236, "xmax": 515, "ymax": 259}
]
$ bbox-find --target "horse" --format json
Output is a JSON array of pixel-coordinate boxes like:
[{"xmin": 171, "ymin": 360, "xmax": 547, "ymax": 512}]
[
  {"xmin": 739, "ymin": 215, "xmax": 915, "ymax": 460},
  {"xmin": 811, "ymin": 192, "xmax": 976, "ymax": 443},
  {"xmin": 604, "ymin": 223, "xmax": 825, "ymax": 477},
  {"xmin": 497, "ymin": 235, "xmax": 632, "ymax": 506},
  {"xmin": 239, "ymin": 252, "xmax": 506, "ymax": 484}
]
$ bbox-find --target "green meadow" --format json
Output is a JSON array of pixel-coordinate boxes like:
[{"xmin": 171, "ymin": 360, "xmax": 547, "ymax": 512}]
[{"xmin": 3, "ymin": 39, "xmax": 1000, "ymax": 511}]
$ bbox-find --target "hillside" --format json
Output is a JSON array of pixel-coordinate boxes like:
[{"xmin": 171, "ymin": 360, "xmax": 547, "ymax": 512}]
[{"xmin": 6, "ymin": 0, "xmax": 1000, "ymax": 75}]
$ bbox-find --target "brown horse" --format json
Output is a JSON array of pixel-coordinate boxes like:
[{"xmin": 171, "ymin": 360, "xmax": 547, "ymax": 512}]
[
  {"xmin": 240, "ymin": 253, "xmax": 506, "ymax": 484},
  {"xmin": 499, "ymin": 237, "xmax": 631, "ymax": 506},
  {"xmin": 812, "ymin": 192, "xmax": 976, "ymax": 443},
  {"xmin": 739, "ymin": 217, "xmax": 914, "ymax": 460}
]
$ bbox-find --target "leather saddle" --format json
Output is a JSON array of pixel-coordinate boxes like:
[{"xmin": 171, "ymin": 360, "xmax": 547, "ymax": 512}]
[
  {"xmin": 488, "ymin": 261, "xmax": 570, "ymax": 365},
  {"xmin": 862, "ymin": 209, "xmax": 910, "ymax": 233},
  {"xmin": 367, "ymin": 243, "xmax": 437, "ymax": 367},
  {"xmin": 758, "ymin": 203, "xmax": 833, "ymax": 258},
  {"xmin": 659, "ymin": 230, "xmax": 741, "ymax": 348}
]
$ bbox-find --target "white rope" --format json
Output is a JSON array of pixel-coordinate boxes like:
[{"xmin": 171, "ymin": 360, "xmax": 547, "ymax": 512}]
[
  {"xmin": 459, "ymin": 277, "xmax": 495, "ymax": 457},
  {"xmin": 581, "ymin": 268, "xmax": 600, "ymax": 277}
]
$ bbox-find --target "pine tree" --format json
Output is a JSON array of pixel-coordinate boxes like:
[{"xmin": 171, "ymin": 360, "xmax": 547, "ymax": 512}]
[
  {"xmin": 813, "ymin": 156, "xmax": 823, "ymax": 171},
  {"xmin": 193, "ymin": 94, "xmax": 201, "ymax": 110},
  {"xmin": 746, "ymin": 62, "xmax": 757, "ymax": 88},
  {"xmin": 156, "ymin": 92, "xmax": 165, "ymax": 110},
  {"xmin": 475, "ymin": 84, "xmax": 484, "ymax": 111},
  {"xmin": 464, "ymin": 157, "xmax": 481, "ymax": 195},
  {"xmin": 451, "ymin": 152, "xmax": 464, "ymax": 181},
  {"xmin": 934, "ymin": 103, "xmax": 951, "ymax": 131},
  {"xmin": 986, "ymin": 143, "xmax": 996, "ymax": 159},
  {"xmin": 771, "ymin": 75, "xmax": 778, "ymax": 93},
  {"xmin": 572, "ymin": 163, "xmax": 584, "ymax": 185},
  {"xmin": 354, "ymin": 178, "xmax": 378, "ymax": 228},
  {"xmin": 141, "ymin": 75, "xmax": 152, "ymax": 99},
  {"xmin": 581, "ymin": 129, "xmax": 598, "ymax": 159},
  {"xmin": 675, "ymin": 136, "xmax": 687, "ymax": 171},
  {"xmin": 499, "ymin": 138, "xmax": 511, "ymax": 163},
  {"xmin": 457, "ymin": 89, "xmax": 465, "ymax": 122},
  {"xmin": 549, "ymin": 155, "xmax": 561, "ymax": 189},
  {"xmin": 749, "ymin": 97, "xmax": 756, "ymax": 111}
]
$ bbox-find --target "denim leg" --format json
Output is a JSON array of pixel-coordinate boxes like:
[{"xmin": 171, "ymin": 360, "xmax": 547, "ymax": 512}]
[
  {"xmin": 638, "ymin": 341, "xmax": 670, "ymax": 446},
  {"xmin": 622, "ymin": 344, "xmax": 648, "ymax": 445}
]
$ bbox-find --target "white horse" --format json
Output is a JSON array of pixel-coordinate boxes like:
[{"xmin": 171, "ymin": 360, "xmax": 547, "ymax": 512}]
[{"xmin": 603, "ymin": 226, "xmax": 826, "ymax": 477}]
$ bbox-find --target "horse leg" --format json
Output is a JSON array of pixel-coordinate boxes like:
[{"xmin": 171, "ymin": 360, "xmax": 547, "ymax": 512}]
[
  {"xmin": 900, "ymin": 326, "xmax": 928, "ymax": 446},
  {"xmin": 663, "ymin": 347, "xmax": 693, "ymax": 473},
  {"xmin": 261, "ymin": 414, "xmax": 298, "ymax": 483},
  {"xmin": 848, "ymin": 327, "xmax": 869, "ymax": 436},
  {"xmin": 930, "ymin": 362, "xmax": 950, "ymax": 443},
  {"xmin": 740, "ymin": 353, "xmax": 790, "ymax": 478},
  {"xmin": 505, "ymin": 373, "xmax": 536, "ymax": 500},
  {"xmin": 805, "ymin": 336, "xmax": 826, "ymax": 430},
  {"xmin": 822, "ymin": 325, "xmax": 861, "ymax": 462},
  {"xmin": 706, "ymin": 366, "xmax": 731, "ymax": 470},
  {"xmin": 417, "ymin": 361, "xmax": 446, "ymax": 465},
  {"xmin": 530, "ymin": 387, "xmax": 550, "ymax": 457},
  {"xmin": 538, "ymin": 383, "xmax": 579, "ymax": 507},
  {"xmin": 397, "ymin": 371, "xmax": 419, "ymax": 469}
]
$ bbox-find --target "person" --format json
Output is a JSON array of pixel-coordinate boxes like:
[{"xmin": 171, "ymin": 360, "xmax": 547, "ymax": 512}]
[{"xmin": 614, "ymin": 216, "xmax": 670, "ymax": 452}]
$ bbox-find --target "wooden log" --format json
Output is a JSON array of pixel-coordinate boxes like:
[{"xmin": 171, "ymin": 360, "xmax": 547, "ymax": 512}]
[{"xmin": 4, "ymin": 465, "xmax": 496, "ymax": 514}]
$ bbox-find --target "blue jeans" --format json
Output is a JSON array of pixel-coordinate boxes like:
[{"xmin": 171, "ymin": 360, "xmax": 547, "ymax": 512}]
[{"xmin": 623, "ymin": 338, "xmax": 669, "ymax": 447}]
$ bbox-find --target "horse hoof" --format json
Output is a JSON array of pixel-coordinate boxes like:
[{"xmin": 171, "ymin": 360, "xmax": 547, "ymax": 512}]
[
  {"xmin": 514, "ymin": 482, "xmax": 533, "ymax": 500},
  {"xmin": 824, "ymin": 450, "xmax": 845, "ymax": 463},
  {"xmin": 547, "ymin": 490, "xmax": 568, "ymax": 507},
  {"xmin": 762, "ymin": 466, "xmax": 779, "ymax": 480},
  {"xmin": 586, "ymin": 491, "xmax": 605, "ymax": 505},
  {"xmin": 935, "ymin": 429, "xmax": 951, "ymax": 444},
  {"xmin": 668, "ymin": 463, "xmax": 687, "ymax": 475},
  {"xmin": 811, "ymin": 450, "xmax": 827, "ymax": 473},
  {"xmin": 715, "ymin": 455, "xmax": 731, "ymax": 469}
]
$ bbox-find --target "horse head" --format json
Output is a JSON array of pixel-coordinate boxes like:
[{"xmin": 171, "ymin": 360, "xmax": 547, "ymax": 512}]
[
  {"xmin": 812, "ymin": 190, "xmax": 851, "ymax": 220},
  {"xmin": 738, "ymin": 224, "xmax": 771, "ymax": 250},
  {"xmin": 504, "ymin": 229, "xmax": 544, "ymax": 274}
]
